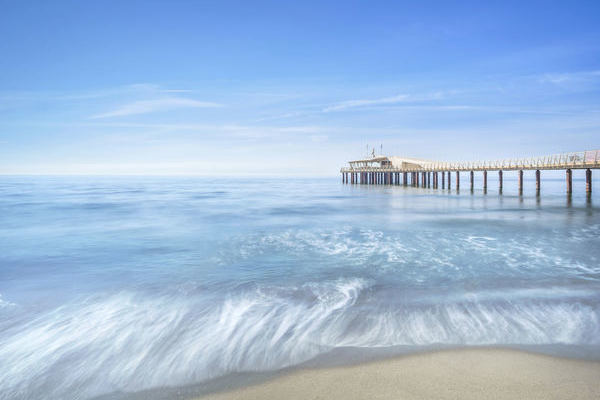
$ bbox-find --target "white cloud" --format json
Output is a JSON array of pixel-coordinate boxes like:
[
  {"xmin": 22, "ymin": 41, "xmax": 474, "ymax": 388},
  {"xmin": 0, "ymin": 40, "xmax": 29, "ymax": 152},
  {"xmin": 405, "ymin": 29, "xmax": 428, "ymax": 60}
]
[
  {"xmin": 211, "ymin": 124, "xmax": 327, "ymax": 139},
  {"xmin": 323, "ymin": 92, "xmax": 444, "ymax": 112},
  {"xmin": 254, "ymin": 111, "xmax": 305, "ymax": 122},
  {"xmin": 538, "ymin": 70, "xmax": 600, "ymax": 85},
  {"xmin": 276, "ymin": 126, "xmax": 324, "ymax": 133},
  {"xmin": 91, "ymin": 97, "xmax": 222, "ymax": 119},
  {"xmin": 323, "ymin": 94, "xmax": 410, "ymax": 112},
  {"xmin": 310, "ymin": 135, "xmax": 328, "ymax": 142},
  {"xmin": 70, "ymin": 122, "xmax": 329, "ymax": 141},
  {"xmin": 161, "ymin": 89, "xmax": 193, "ymax": 93}
]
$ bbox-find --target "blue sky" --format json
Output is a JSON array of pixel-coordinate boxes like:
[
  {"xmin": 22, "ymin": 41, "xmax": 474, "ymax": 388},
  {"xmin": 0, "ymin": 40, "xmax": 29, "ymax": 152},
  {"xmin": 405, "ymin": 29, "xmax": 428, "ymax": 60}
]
[{"xmin": 1, "ymin": 0, "xmax": 599, "ymax": 175}]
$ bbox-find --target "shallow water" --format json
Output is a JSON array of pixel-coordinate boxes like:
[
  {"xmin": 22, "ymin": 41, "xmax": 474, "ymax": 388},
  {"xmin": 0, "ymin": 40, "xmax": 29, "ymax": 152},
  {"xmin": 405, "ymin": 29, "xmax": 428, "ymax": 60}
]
[{"xmin": 1, "ymin": 175, "xmax": 599, "ymax": 400}]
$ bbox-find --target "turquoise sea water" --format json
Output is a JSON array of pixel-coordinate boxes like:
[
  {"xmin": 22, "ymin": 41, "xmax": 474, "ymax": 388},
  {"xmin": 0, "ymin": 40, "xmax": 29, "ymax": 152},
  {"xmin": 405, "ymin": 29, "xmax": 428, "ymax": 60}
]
[{"xmin": 1, "ymin": 175, "xmax": 599, "ymax": 400}]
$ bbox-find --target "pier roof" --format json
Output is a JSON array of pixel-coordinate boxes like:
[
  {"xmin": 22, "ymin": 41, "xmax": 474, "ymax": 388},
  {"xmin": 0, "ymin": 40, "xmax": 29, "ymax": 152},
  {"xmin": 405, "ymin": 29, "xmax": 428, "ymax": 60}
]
[{"xmin": 349, "ymin": 156, "xmax": 434, "ymax": 169}]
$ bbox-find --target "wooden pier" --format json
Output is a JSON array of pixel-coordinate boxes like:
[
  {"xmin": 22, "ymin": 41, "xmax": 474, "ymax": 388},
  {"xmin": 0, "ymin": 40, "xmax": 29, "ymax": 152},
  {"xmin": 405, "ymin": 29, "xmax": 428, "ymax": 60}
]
[{"xmin": 340, "ymin": 150, "xmax": 599, "ymax": 194}]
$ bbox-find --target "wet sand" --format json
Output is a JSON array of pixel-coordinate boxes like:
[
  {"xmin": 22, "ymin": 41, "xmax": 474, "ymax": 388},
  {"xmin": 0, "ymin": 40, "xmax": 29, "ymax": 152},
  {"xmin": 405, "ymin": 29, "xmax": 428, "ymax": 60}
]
[{"xmin": 196, "ymin": 348, "xmax": 600, "ymax": 400}]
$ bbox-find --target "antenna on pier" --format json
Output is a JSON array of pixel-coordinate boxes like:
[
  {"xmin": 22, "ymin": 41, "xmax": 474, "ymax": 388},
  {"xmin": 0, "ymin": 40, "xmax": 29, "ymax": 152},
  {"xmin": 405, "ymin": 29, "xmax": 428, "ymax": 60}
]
[{"xmin": 380, "ymin": 144, "xmax": 383, "ymax": 156}]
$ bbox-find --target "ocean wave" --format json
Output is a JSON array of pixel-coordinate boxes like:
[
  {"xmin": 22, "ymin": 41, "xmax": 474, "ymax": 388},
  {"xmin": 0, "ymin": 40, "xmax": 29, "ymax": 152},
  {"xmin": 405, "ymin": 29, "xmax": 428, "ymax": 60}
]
[
  {"xmin": 0, "ymin": 294, "xmax": 15, "ymax": 308},
  {"xmin": 0, "ymin": 279, "xmax": 598, "ymax": 400},
  {"xmin": 227, "ymin": 228, "xmax": 600, "ymax": 278},
  {"xmin": 234, "ymin": 228, "xmax": 413, "ymax": 264}
]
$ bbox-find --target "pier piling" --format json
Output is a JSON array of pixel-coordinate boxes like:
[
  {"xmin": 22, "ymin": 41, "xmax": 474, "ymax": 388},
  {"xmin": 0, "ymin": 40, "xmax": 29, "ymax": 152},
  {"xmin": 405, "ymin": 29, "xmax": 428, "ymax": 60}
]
[
  {"xmin": 499, "ymin": 170, "xmax": 503, "ymax": 193},
  {"xmin": 536, "ymin": 170, "xmax": 540, "ymax": 193},
  {"xmin": 470, "ymin": 171, "xmax": 474, "ymax": 191},
  {"xmin": 483, "ymin": 170, "xmax": 488, "ymax": 192},
  {"xmin": 518, "ymin": 170, "xmax": 523, "ymax": 194},
  {"xmin": 566, "ymin": 169, "xmax": 572, "ymax": 194},
  {"xmin": 586, "ymin": 169, "xmax": 592, "ymax": 193},
  {"xmin": 456, "ymin": 171, "xmax": 460, "ymax": 190}
]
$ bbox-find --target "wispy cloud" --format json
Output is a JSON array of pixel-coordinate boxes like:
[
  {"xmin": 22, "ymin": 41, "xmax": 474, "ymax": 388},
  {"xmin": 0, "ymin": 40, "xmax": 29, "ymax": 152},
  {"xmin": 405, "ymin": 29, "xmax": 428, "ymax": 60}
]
[
  {"xmin": 61, "ymin": 121, "xmax": 329, "ymax": 140},
  {"xmin": 323, "ymin": 92, "xmax": 444, "ymax": 112},
  {"xmin": 160, "ymin": 89, "xmax": 193, "ymax": 93},
  {"xmin": 309, "ymin": 135, "xmax": 328, "ymax": 142},
  {"xmin": 207, "ymin": 124, "xmax": 327, "ymax": 139},
  {"xmin": 254, "ymin": 111, "xmax": 305, "ymax": 122},
  {"xmin": 91, "ymin": 97, "xmax": 222, "ymax": 119},
  {"xmin": 538, "ymin": 70, "xmax": 600, "ymax": 85},
  {"xmin": 324, "ymin": 94, "xmax": 409, "ymax": 112},
  {"xmin": 0, "ymin": 84, "xmax": 196, "ymax": 104}
]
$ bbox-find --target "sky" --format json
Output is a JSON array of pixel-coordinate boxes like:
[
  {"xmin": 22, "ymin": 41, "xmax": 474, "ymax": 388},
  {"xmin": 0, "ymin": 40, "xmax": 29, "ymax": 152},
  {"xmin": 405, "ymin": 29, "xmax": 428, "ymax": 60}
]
[{"xmin": 0, "ymin": 0, "xmax": 599, "ymax": 175}]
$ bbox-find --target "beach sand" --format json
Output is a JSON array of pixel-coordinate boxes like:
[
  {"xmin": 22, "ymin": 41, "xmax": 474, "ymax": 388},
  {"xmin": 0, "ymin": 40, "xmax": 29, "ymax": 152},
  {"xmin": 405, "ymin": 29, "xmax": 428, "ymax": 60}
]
[{"xmin": 196, "ymin": 348, "xmax": 600, "ymax": 400}]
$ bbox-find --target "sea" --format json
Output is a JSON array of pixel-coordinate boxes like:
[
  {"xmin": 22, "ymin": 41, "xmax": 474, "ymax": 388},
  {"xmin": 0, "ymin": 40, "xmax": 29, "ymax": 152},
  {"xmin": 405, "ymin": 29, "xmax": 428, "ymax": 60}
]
[{"xmin": 1, "ymin": 174, "xmax": 599, "ymax": 400}]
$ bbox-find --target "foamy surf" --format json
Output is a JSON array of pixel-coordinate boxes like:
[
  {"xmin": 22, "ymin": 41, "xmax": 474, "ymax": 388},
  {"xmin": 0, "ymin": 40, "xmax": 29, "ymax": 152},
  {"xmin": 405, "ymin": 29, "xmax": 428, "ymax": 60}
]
[{"xmin": 1, "ymin": 278, "xmax": 599, "ymax": 400}]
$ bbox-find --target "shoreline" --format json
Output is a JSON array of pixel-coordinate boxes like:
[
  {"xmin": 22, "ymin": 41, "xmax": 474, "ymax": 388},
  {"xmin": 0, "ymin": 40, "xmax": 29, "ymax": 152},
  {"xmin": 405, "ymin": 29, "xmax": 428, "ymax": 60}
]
[{"xmin": 194, "ymin": 348, "xmax": 600, "ymax": 400}]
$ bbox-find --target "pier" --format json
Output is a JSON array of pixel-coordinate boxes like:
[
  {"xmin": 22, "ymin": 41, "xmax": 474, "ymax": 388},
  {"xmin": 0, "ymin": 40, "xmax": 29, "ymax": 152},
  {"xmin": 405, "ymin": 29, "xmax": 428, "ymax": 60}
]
[{"xmin": 340, "ymin": 150, "xmax": 599, "ymax": 194}]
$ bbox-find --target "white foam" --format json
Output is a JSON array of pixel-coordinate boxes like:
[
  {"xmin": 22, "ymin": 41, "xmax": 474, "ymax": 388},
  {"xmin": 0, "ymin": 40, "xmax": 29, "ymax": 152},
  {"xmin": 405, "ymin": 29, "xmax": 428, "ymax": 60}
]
[
  {"xmin": 0, "ymin": 279, "xmax": 598, "ymax": 400},
  {"xmin": 230, "ymin": 228, "xmax": 600, "ymax": 282},
  {"xmin": 0, "ymin": 294, "xmax": 15, "ymax": 308}
]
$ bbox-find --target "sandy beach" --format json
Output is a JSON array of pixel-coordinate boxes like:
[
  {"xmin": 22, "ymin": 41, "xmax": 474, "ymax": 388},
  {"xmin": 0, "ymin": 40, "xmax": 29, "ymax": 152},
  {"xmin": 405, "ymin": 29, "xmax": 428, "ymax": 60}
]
[{"xmin": 197, "ymin": 348, "xmax": 600, "ymax": 400}]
